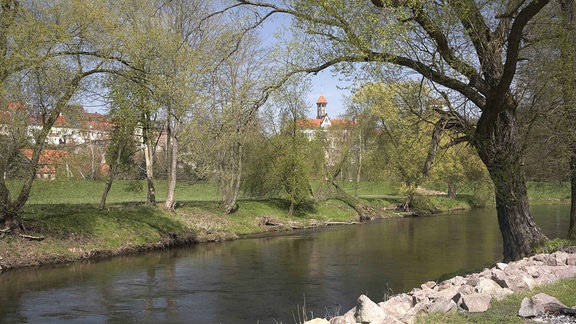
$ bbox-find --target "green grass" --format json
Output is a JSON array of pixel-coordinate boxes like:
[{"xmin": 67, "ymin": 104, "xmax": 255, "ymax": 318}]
[
  {"xmin": 527, "ymin": 181, "xmax": 571, "ymax": 204},
  {"xmin": 21, "ymin": 179, "xmax": 220, "ymax": 205},
  {"xmin": 8, "ymin": 178, "xmax": 571, "ymax": 206},
  {"xmin": 1, "ymin": 179, "xmax": 572, "ymax": 271}
]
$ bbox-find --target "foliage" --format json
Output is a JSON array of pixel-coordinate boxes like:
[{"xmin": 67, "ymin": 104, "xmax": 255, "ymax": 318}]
[
  {"xmin": 230, "ymin": 0, "xmax": 553, "ymax": 261},
  {"xmin": 242, "ymin": 81, "xmax": 315, "ymax": 213},
  {"xmin": 351, "ymin": 82, "xmax": 438, "ymax": 209}
]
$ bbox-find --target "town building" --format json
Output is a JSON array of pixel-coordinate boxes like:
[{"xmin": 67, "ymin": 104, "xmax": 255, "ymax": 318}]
[{"xmin": 298, "ymin": 96, "xmax": 355, "ymax": 168}]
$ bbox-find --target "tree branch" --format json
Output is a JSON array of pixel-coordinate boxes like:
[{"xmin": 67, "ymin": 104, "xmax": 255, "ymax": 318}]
[{"xmin": 499, "ymin": 0, "xmax": 551, "ymax": 96}]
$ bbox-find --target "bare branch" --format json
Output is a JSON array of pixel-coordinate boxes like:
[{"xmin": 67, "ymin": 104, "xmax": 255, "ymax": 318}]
[{"xmin": 498, "ymin": 0, "xmax": 551, "ymax": 97}]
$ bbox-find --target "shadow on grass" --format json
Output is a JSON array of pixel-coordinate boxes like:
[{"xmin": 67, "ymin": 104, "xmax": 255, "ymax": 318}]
[{"xmin": 20, "ymin": 203, "xmax": 187, "ymax": 239}]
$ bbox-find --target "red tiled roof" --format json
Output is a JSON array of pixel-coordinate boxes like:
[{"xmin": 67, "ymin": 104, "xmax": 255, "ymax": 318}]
[
  {"xmin": 317, "ymin": 96, "xmax": 327, "ymax": 104},
  {"xmin": 22, "ymin": 149, "xmax": 69, "ymax": 165},
  {"xmin": 297, "ymin": 118, "xmax": 355, "ymax": 129},
  {"xmin": 297, "ymin": 119, "xmax": 323, "ymax": 128},
  {"xmin": 81, "ymin": 112, "xmax": 113, "ymax": 131},
  {"xmin": 54, "ymin": 115, "xmax": 68, "ymax": 127},
  {"xmin": 330, "ymin": 119, "xmax": 354, "ymax": 126}
]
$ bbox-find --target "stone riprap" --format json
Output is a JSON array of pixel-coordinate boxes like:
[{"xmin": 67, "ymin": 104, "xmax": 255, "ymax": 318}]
[{"xmin": 304, "ymin": 249, "xmax": 576, "ymax": 324}]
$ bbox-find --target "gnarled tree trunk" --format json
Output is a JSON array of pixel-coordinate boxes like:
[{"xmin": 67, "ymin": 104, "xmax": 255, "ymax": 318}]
[{"xmin": 475, "ymin": 107, "xmax": 547, "ymax": 262}]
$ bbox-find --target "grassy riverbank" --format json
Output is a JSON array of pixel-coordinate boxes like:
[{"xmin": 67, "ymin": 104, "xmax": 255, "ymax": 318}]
[
  {"xmin": 0, "ymin": 180, "xmax": 393, "ymax": 270},
  {"xmin": 0, "ymin": 179, "xmax": 570, "ymax": 271}
]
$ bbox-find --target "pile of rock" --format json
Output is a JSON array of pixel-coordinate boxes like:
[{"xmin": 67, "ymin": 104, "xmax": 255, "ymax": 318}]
[{"xmin": 305, "ymin": 249, "xmax": 576, "ymax": 324}]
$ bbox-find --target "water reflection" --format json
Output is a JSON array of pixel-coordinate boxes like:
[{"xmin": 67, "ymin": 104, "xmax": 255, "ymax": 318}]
[{"xmin": 0, "ymin": 205, "xmax": 570, "ymax": 323}]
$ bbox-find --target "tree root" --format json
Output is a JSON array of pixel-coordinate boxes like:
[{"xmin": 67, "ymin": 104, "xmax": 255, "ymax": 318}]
[
  {"xmin": 0, "ymin": 217, "xmax": 45, "ymax": 241},
  {"xmin": 18, "ymin": 233, "xmax": 45, "ymax": 241}
]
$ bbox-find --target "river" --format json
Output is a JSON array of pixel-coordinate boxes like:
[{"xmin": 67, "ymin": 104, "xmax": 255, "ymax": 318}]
[{"xmin": 0, "ymin": 205, "xmax": 570, "ymax": 323}]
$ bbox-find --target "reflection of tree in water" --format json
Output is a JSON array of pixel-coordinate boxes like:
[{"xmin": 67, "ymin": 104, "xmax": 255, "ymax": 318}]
[{"xmin": 142, "ymin": 259, "xmax": 179, "ymax": 323}]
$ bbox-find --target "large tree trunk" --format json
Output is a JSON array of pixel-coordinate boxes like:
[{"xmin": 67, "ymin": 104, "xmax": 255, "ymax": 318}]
[
  {"xmin": 475, "ymin": 107, "xmax": 547, "ymax": 262},
  {"xmin": 569, "ymin": 149, "xmax": 576, "ymax": 239}
]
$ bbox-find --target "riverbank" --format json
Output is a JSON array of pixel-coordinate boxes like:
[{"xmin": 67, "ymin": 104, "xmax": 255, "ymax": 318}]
[
  {"xmin": 0, "ymin": 196, "xmax": 410, "ymax": 271},
  {"xmin": 305, "ymin": 247, "xmax": 576, "ymax": 324},
  {"xmin": 0, "ymin": 179, "xmax": 568, "ymax": 272}
]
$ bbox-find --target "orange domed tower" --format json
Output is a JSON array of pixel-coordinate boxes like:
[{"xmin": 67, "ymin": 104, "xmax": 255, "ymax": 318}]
[{"xmin": 316, "ymin": 95, "xmax": 327, "ymax": 119}]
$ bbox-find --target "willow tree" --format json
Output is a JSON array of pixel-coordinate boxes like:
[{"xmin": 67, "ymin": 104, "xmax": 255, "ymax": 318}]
[
  {"xmin": 145, "ymin": 0, "xmax": 230, "ymax": 211},
  {"xmin": 181, "ymin": 27, "xmax": 271, "ymax": 214},
  {"xmin": 352, "ymin": 82, "xmax": 437, "ymax": 211},
  {"xmin": 0, "ymin": 0, "xmax": 136, "ymax": 235},
  {"xmin": 233, "ymin": 0, "xmax": 550, "ymax": 261},
  {"xmin": 558, "ymin": 0, "xmax": 576, "ymax": 239}
]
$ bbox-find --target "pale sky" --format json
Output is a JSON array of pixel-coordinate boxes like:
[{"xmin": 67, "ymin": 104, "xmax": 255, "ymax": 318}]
[
  {"xmin": 306, "ymin": 70, "xmax": 351, "ymax": 119},
  {"xmin": 259, "ymin": 13, "xmax": 352, "ymax": 119},
  {"xmin": 81, "ymin": 8, "xmax": 353, "ymax": 118}
]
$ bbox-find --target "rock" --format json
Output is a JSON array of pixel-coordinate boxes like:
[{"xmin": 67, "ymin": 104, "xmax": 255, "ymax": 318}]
[
  {"xmin": 491, "ymin": 269, "xmax": 536, "ymax": 292},
  {"xmin": 305, "ymin": 319, "xmax": 330, "ymax": 324},
  {"xmin": 551, "ymin": 251, "xmax": 569, "ymax": 265},
  {"xmin": 567, "ymin": 254, "xmax": 576, "ymax": 266},
  {"xmin": 355, "ymin": 295, "xmax": 388, "ymax": 324},
  {"xmin": 554, "ymin": 266, "xmax": 576, "ymax": 280},
  {"xmin": 473, "ymin": 277, "xmax": 513, "ymax": 301},
  {"xmin": 496, "ymin": 262, "xmax": 508, "ymax": 270},
  {"xmin": 460, "ymin": 293, "xmax": 492, "ymax": 312},
  {"xmin": 518, "ymin": 293, "xmax": 568, "ymax": 318},
  {"xmin": 427, "ymin": 298, "xmax": 458, "ymax": 314},
  {"xmin": 402, "ymin": 298, "xmax": 431, "ymax": 323},
  {"xmin": 330, "ymin": 308, "xmax": 355, "ymax": 324},
  {"xmin": 533, "ymin": 253, "xmax": 550, "ymax": 262},
  {"xmin": 421, "ymin": 281, "xmax": 436, "ymax": 290},
  {"xmin": 412, "ymin": 287, "xmax": 435, "ymax": 303},
  {"xmin": 380, "ymin": 293, "xmax": 413, "ymax": 319},
  {"xmin": 562, "ymin": 246, "xmax": 576, "ymax": 254},
  {"xmin": 465, "ymin": 277, "xmax": 480, "ymax": 287},
  {"xmin": 429, "ymin": 285, "xmax": 460, "ymax": 301},
  {"xmin": 474, "ymin": 278, "xmax": 502, "ymax": 293}
]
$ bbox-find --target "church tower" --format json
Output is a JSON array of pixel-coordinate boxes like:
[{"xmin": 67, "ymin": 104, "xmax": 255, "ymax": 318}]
[{"xmin": 316, "ymin": 95, "xmax": 327, "ymax": 119}]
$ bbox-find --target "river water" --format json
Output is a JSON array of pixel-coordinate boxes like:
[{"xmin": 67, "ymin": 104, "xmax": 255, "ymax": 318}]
[{"xmin": 0, "ymin": 205, "xmax": 570, "ymax": 323}]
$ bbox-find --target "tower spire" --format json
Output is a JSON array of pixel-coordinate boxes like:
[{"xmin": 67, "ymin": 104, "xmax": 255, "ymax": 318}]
[{"xmin": 316, "ymin": 96, "xmax": 327, "ymax": 119}]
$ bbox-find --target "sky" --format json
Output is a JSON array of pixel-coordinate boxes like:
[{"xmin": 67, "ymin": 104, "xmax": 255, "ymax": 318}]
[
  {"xmin": 306, "ymin": 70, "xmax": 352, "ymax": 119},
  {"xmin": 81, "ymin": 6, "xmax": 353, "ymax": 119},
  {"xmin": 258, "ymin": 13, "xmax": 353, "ymax": 119}
]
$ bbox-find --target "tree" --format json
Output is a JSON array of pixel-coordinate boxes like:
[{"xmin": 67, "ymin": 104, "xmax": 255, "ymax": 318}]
[
  {"xmin": 0, "ymin": 0, "xmax": 135, "ymax": 235},
  {"xmin": 182, "ymin": 30, "xmax": 271, "ymax": 214},
  {"xmin": 105, "ymin": 69, "xmax": 161, "ymax": 204},
  {"xmin": 558, "ymin": 0, "xmax": 576, "ymax": 239},
  {"xmin": 253, "ymin": 81, "xmax": 314, "ymax": 216},
  {"xmin": 232, "ymin": 0, "xmax": 550, "ymax": 261},
  {"xmin": 99, "ymin": 119, "xmax": 138, "ymax": 210},
  {"xmin": 146, "ymin": 0, "xmax": 228, "ymax": 211},
  {"xmin": 352, "ymin": 82, "xmax": 438, "ymax": 210}
]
